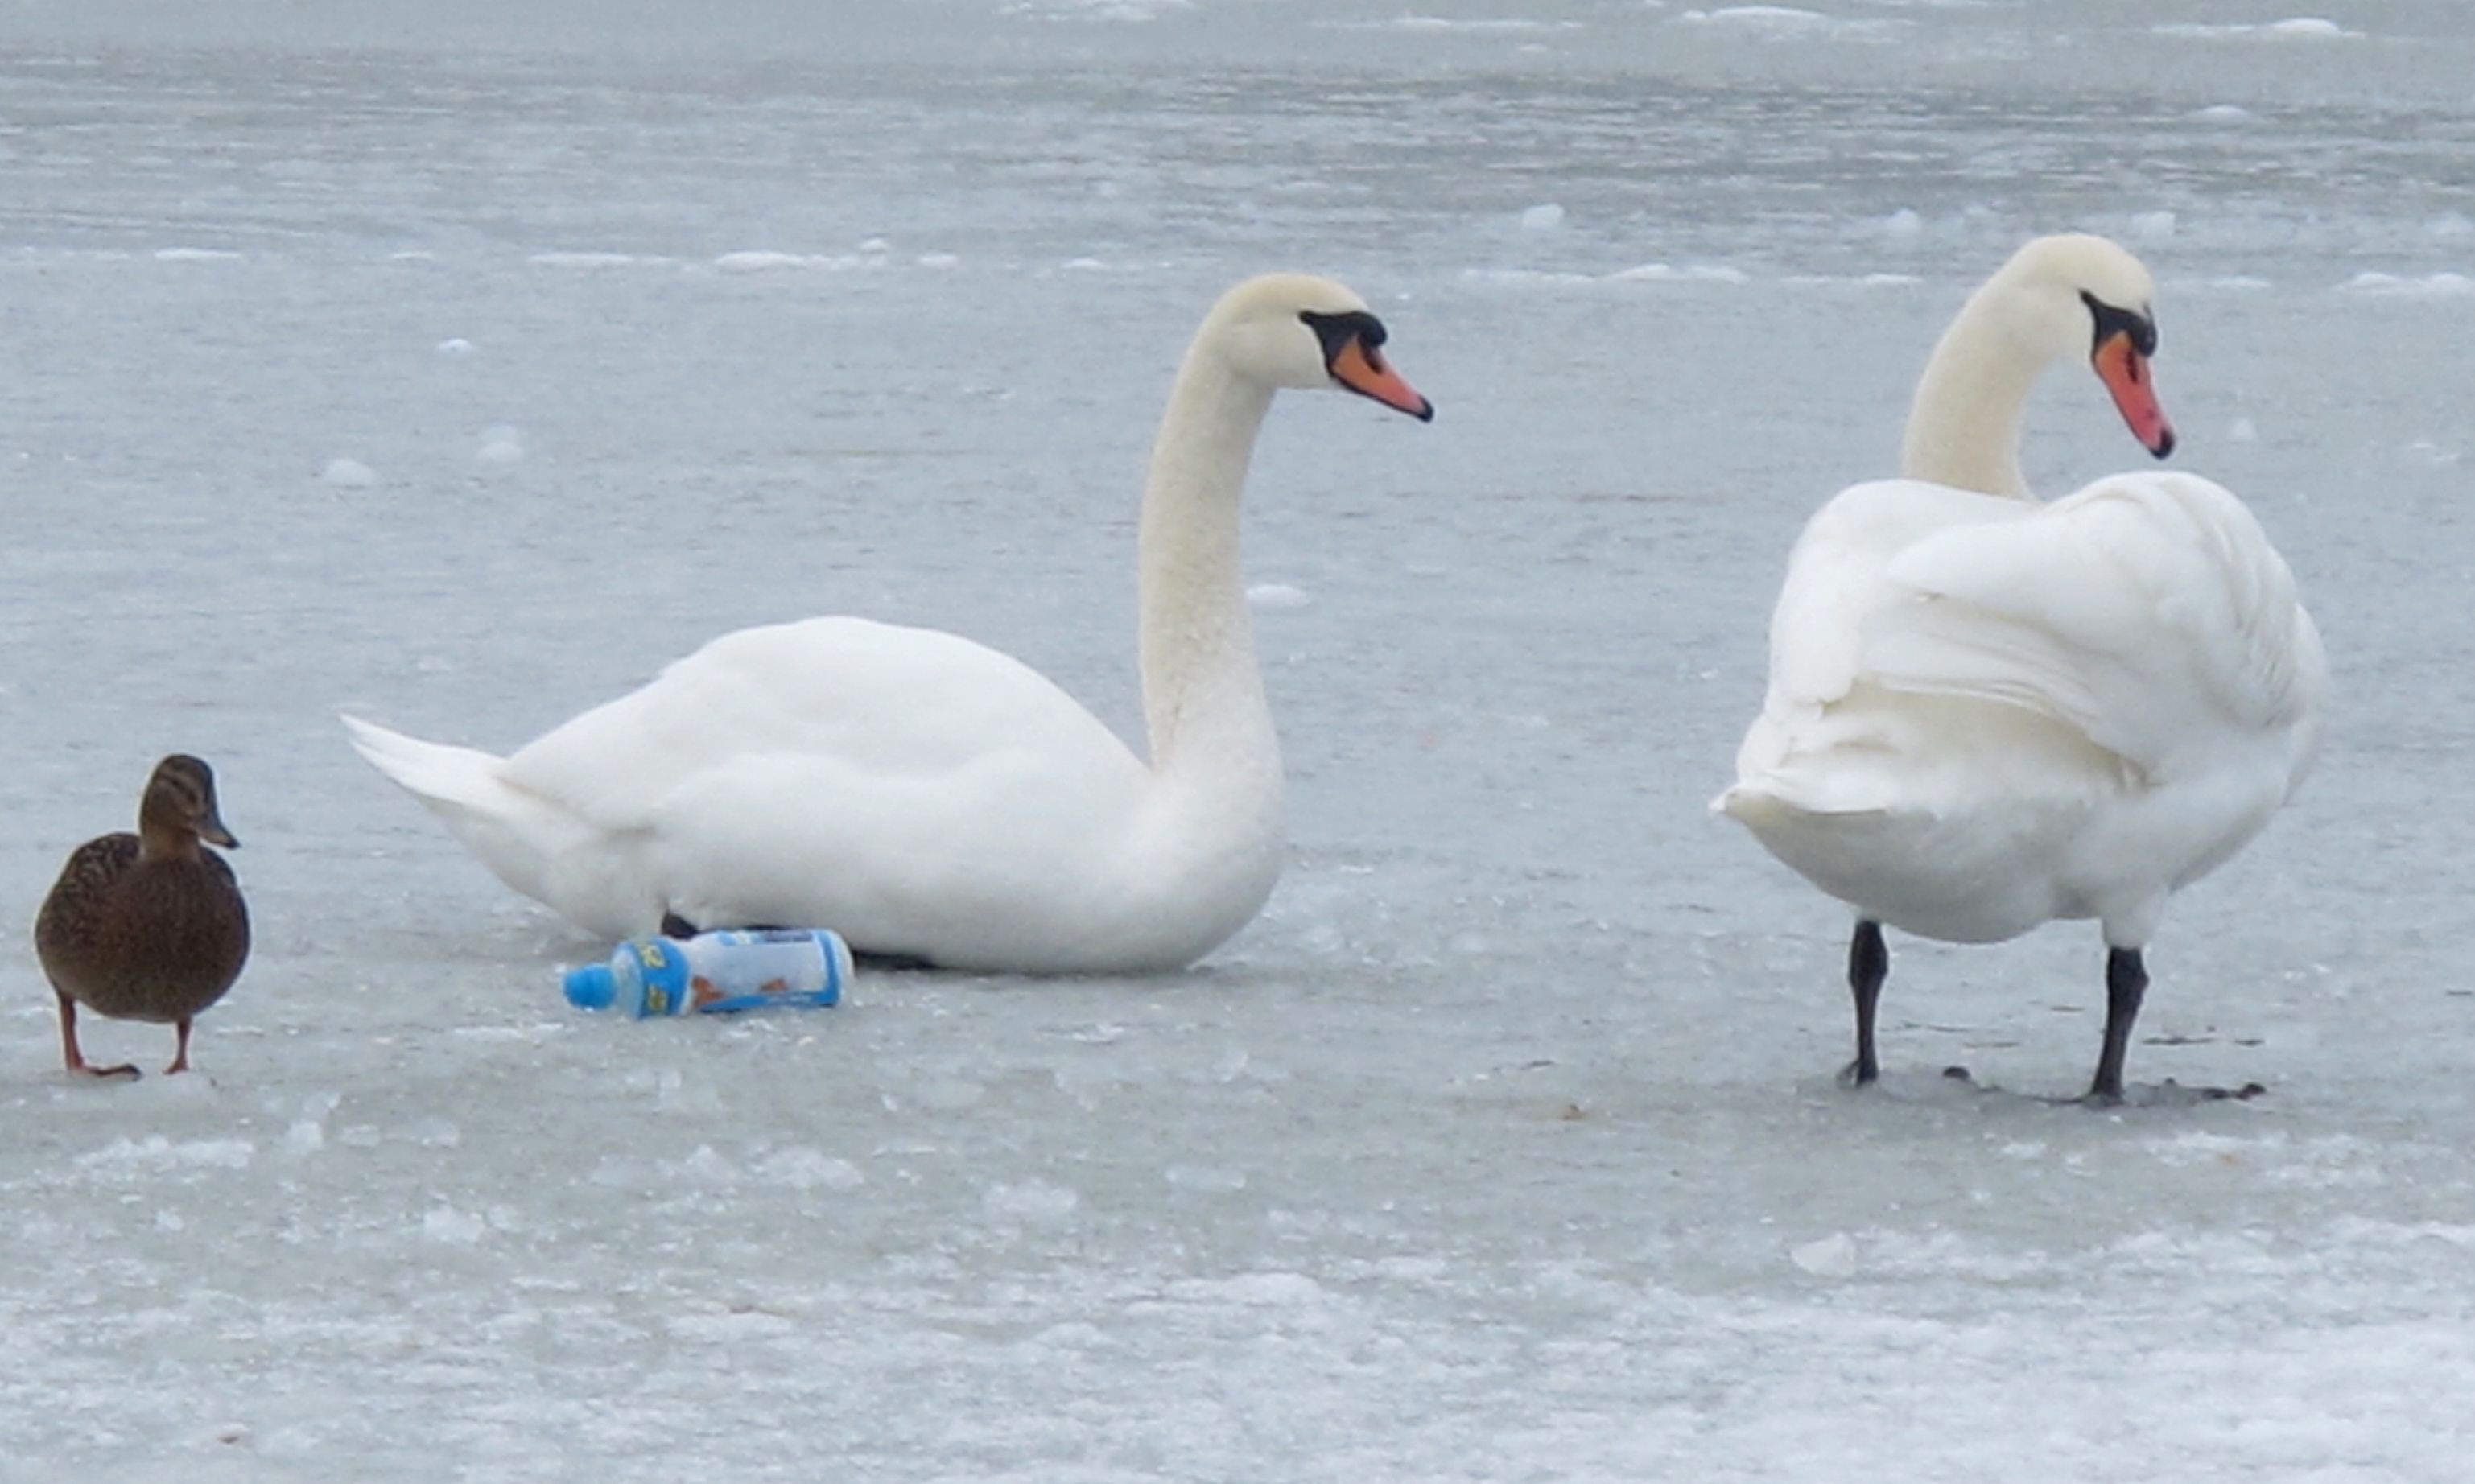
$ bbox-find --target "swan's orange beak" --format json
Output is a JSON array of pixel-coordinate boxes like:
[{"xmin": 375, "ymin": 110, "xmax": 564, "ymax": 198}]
[
  {"xmin": 2093, "ymin": 330, "xmax": 2175, "ymax": 460},
  {"xmin": 1330, "ymin": 337, "xmax": 1435, "ymax": 422}
]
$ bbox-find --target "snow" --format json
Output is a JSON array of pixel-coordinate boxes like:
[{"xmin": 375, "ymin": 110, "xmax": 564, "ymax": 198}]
[{"xmin": 2, "ymin": 1, "xmax": 2474, "ymax": 1479}]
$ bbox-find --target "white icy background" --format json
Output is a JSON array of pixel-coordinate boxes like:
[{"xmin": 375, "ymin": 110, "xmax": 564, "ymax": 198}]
[{"xmin": 2, "ymin": 2, "xmax": 2473, "ymax": 1478}]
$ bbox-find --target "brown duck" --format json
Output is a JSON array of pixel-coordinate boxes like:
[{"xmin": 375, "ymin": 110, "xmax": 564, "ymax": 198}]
[{"xmin": 35, "ymin": 754, "xmax": 250, "ymax": 1078}]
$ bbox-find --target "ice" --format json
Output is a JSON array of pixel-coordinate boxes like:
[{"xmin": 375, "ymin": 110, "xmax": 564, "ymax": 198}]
[
  {"xmin": 3, "ymin": 1, "xmax": 2474, "ymax": 1478},
  {"xmin": 1005, "ymin": 0, "xmax": 1194, "ymax": 20},
  {"xmin": 1677, "ymin": 6, "xmax": 1901, "ymax": 42},
  {"xmin": 528, "ymin": 252, "xmax": 656, "ymax": 269},
  {"xmin": 2156, "ymin": 18, "xmax": 2364, "ymax": 43},
  {"xmin": 2265, "ymin": 18, "xmax": 2357, "ymax": 39},
  {"xmin": 1788, "ymin": 1230, "xmax": 1859, "ymax": 1276},
  {"xmin": 421, "ymin": 1204, "xmax": 491, "ymax": 1244},
  {"xmin": 1607, "ymin": 262, "xmax": 1750, "ymax": 283},
  {"xmin": 712, "ymin": 250, "xmax": 876, "ymax": 273},
  {"xmin": 2338, "ymin": 270, "xmax": 2475, "ymax": 295},
  {"xmin": 1683, "ymin": 6, "xmax": 1829, "ymax": 31},
  {"xmin": 1351, "ymin": 15, "xmax": 1573, "ymax": 35},
  {"xmin": 2130, "ymin": 208, "xmax": 2178, "ymax": 241},
  {"xmin": 475, "ymin": 425, "xmax": 524, "ymax": 465}
]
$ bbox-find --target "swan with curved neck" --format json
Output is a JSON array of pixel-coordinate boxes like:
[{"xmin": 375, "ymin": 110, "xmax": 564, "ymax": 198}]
[
  {"xmin": 1717, "ymin": 233, "xmax": 2323, "ymax": 1103},
  {"xmin": 1900, "ymin": 231, "xmax": 2176, "ymax": 497},
  {"xmin": 349, "ymin": 273, "xmax": 1432, "ymax": 974}
]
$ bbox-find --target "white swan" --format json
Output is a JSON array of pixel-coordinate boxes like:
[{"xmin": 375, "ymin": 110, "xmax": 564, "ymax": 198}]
[
  {"xmin": 1714, "ymin": 233, "xmax": 2324, "ymax": 1101},
  {"xmin": 348, "ymin": 273, "xmax": 1433, "ymax": 973}
]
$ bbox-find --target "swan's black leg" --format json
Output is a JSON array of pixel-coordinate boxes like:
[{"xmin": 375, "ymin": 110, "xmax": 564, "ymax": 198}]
[
  {"xmin": 662, "ymin": 909, "xmax": 935, "ymax": 971},
  {"xmin": 2089, "ymin": 946, "xmax": 2147, "ymax": 1105},
  {"xmin": 855, "ymin": 949, "xmax": 939, "ymax": 972},
  {"xmin": 1844, "ymin": 919, "xmax": 1887, "ymax": 1086}
]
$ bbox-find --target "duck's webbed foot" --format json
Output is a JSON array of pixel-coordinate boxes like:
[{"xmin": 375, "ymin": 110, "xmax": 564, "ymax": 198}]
[{"xmin": 56, "ymin": 992, "xmax": 142, "ymax": 1079}]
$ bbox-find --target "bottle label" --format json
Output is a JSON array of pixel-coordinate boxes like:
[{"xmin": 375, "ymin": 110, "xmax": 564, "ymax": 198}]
[
  {"xmin": 641, "ymin": 941, "xmax": 684, "ymax": 1016},
  {"xmin": 674, "ymin": 930, "xmax": 842, "ymax": 1012}
]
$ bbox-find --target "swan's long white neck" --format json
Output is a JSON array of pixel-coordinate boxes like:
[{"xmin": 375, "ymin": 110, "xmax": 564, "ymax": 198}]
[
  {"xmin": 1899, "ymin": 278, "xmax": 2050, "ymax": 501},
  {"xmin": 1136, "ymin": 342, "xmax": 1280, "ymax": 792}
]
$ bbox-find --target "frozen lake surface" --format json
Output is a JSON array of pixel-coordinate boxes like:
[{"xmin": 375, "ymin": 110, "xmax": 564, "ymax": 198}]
[{"xmin": 2, "ymin": 2, "xmax": 2472, "ymax": 1478}]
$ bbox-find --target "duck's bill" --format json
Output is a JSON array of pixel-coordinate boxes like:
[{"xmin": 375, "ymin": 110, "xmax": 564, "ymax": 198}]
[
  {"xmin": 2093, "ymin": 331, "xmax": 2175, "ymax": 459},
  {"xmin": 1330, "ymin": 339, "xmax": 1435, "ymax": 422}
]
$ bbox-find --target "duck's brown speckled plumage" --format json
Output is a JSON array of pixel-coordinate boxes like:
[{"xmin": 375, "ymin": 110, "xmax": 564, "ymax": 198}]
[{"xmin": 35, "ymin": 755, "xmax": 250, "ymax": 1078}]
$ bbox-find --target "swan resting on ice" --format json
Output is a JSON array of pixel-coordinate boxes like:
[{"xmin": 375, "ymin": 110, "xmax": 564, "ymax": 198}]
[{"xmin": 349, "ymin": 272, "xmax": 1433, "ymax": 975}]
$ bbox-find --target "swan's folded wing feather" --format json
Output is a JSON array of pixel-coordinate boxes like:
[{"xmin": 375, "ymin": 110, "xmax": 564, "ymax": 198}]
[
  {"xmin": 1762, "ymin": 479, "xmax": 2026, "ymax": 711},
  {"xmin": 1865, "ymin": 471, "xmax": 2322, "ymax": 777},
  {"xmin": 501, "ymin": 615, "xmax": 1144, "ymax": 828}
]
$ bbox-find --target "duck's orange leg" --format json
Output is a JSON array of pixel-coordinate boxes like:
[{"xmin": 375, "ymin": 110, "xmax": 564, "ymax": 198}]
[{"xmin": 56, "ymin": 991, "xmax": 140, "ymax": 1079}]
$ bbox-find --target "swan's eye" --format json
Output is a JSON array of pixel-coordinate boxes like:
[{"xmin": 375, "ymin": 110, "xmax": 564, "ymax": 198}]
[
  {"xmin": 2080, "ymin": 291, "xmax": 2158, "ymax": 357},
  {"xmin": 1299, "ymin": 309, "xmax": 1388, "ymax": 370}
]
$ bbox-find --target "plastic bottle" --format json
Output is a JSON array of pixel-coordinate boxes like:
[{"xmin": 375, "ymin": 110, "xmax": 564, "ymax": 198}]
[{"xmin": 562, "ymin": 928, "xmax": 853, "ymax": 1017}]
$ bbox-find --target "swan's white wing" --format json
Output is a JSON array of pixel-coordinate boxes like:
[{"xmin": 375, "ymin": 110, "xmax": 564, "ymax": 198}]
[
  {"xmin": 1863, "ymin": 471, "xmax": 2324, "ymax": 783},
  {"xmin": 1756, "ymin": 479, "xmax": 2027, "ymax": 714},
  {"xmin": 1719, "ymin": 471, "xmax": 2322, "ymax": 946},
  {"xmin": 500, "ymin": 615, "xmax": 1145, "ymax": 830},
  {"xmin": 353, "ymin": 616, "xmax": 1158, "ymax": 953},
  {"xmin": 499, "ymin": 616, "xmax": 1158, "ymax": 949},
  {"xmin": 1730, "ymin": 479, "xmax": 2026, "ymax": 809}
]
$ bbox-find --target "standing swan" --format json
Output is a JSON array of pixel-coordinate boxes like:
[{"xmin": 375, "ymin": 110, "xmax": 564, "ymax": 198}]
[
  {"xmin": 349, "ymin": 274, "xmax": 1433, "ymax": 973},
  {"xmin": 1714, "ymin": 234, "xmax": 2324, "ymax": 1102}
]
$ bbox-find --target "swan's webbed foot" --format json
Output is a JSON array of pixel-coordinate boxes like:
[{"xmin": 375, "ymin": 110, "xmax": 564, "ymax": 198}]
[{"xmin": 2064, "ymin": 1078, "xmax": 2267, "ymax": 1110}]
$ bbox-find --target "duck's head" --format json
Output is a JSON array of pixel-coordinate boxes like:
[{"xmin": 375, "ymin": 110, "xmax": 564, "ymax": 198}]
[
  {"xmin": 140, "ymin": 754, "xmax": 238, "ymax": 854},
  {"xmin": 1998, "ymin": 233, "xmax": 2176, "ymax": 459},
  {"xmin": 1203, "ymin": 273, "xmax": 1434, "ymax": 421}
]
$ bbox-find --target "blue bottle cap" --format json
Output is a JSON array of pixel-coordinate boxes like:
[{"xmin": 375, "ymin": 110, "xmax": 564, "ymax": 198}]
[{"xmin": 563, "ymin": 963, "xmax": 617, "ymax": 1010}]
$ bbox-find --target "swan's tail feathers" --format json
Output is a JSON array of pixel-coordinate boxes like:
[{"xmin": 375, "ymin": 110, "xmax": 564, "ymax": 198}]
[
  {"xmin": 1711, "ymin": 782, "xmax": 1788, "ymax": 829},
  {"xmin": 341, "ymin": 715, "xmax": 587, "ymax": 913},
  {"xmin": 344, "ymin": 715, "xmax": 507, "ymax": 811}
]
